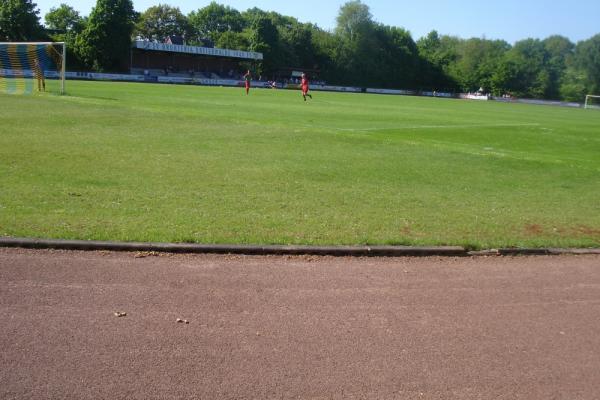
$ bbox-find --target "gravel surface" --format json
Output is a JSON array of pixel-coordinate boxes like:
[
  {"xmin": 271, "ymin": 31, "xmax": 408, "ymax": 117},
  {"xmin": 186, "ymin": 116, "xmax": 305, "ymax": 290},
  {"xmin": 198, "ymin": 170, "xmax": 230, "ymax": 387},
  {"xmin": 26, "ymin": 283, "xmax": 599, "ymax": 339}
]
[{"xmin": 1, "ymin": 248, "xmax": 599, "ymax": 399}]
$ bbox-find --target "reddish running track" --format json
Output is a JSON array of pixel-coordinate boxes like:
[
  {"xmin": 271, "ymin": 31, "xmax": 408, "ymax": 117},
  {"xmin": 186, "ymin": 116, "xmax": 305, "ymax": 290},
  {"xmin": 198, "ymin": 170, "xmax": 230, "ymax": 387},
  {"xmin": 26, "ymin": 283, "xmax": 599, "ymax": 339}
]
[{"xmin": 1, "ymin": 248, "xmax": 599, "ymax": 399}]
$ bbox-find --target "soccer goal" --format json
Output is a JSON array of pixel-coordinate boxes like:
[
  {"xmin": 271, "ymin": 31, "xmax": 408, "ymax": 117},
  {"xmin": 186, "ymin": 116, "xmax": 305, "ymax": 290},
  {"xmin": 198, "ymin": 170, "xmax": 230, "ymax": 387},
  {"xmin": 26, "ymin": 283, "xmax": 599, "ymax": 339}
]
[
  {"xmin": 0, "ymin": 42, "xmax": 66, "ymax": 95},
  {"xmin": 584, "ymin": 95, "xmax": 600, "ymax": 110}
]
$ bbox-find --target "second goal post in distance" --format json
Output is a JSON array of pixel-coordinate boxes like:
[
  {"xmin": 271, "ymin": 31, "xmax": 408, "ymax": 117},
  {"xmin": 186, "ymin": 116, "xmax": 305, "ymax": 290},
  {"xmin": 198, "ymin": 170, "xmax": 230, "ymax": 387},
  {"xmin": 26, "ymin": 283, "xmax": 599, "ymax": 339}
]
[
  {"xmin": 0, "ymin": 42, "xmax": 66, "ymax": 95},
  {"xmin": 584, "ymin": 95, "xmax": 600, "ymax": 110}
]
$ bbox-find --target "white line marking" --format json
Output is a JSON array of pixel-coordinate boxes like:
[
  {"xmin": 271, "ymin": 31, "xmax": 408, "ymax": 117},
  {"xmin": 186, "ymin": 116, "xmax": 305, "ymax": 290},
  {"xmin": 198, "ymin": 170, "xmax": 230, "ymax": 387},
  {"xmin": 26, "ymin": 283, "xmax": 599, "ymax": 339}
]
[{"xmin": 319, "ymin": 123, "xmax": 542, "ymax": 132}]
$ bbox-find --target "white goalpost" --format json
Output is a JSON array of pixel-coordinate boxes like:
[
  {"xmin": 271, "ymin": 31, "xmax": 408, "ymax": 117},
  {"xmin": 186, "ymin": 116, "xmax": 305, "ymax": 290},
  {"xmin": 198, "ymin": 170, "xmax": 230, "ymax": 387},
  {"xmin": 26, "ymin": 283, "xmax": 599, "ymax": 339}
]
[
  {"xmin": 0, "ymin": 42, "xmax": 66, "ymax": 95},
  {"xmin": 584, "ymin": 95, "xmax": 600, "ymax": 110}
]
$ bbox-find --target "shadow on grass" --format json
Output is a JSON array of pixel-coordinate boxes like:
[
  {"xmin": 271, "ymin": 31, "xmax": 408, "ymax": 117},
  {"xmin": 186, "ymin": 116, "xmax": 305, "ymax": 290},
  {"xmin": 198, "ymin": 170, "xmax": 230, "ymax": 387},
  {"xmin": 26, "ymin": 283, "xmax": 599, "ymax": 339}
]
[{"xmin": 67, "ymin": 94, "xmax": 118, "ymax": 101}]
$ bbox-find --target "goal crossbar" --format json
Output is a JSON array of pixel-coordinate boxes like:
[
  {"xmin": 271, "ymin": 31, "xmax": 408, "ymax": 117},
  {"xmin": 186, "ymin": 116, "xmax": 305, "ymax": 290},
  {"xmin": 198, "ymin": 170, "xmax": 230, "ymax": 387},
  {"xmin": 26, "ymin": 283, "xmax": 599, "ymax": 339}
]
[{"xmin": 0, "ymin": 42, "xmax": 65, "ymax": 45}]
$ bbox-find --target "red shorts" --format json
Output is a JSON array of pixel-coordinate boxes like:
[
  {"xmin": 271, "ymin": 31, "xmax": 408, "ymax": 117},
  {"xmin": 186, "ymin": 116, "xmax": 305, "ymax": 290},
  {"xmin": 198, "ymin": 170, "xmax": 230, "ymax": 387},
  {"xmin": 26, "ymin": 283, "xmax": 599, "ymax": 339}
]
[
  {"xmin": 302, "ymin": 85, "xmax": 309, "ymax": 94},
  {"xmin": 245, "ymin": 81, "xmax": 250, "ymax": 89}
]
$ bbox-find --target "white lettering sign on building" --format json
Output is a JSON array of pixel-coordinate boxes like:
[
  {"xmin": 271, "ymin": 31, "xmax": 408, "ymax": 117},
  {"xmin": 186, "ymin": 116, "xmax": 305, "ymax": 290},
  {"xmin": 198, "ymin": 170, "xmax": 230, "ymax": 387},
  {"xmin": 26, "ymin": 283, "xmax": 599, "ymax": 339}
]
[{"xmin": 133, "ymin": 41, "xmax": 263, "ymax": 61}]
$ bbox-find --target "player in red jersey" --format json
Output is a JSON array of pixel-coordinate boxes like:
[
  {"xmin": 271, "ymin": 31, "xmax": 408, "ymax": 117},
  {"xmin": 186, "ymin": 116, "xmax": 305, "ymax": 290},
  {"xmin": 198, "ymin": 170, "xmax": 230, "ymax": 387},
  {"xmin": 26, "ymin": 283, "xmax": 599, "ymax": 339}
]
[
  {"xmin": 243, "ymin": 70, "xmax": 251, "ymax": 95},
  {"xmin": 301, "ymin": 73, "xmax": 312, "ymax": 101}
]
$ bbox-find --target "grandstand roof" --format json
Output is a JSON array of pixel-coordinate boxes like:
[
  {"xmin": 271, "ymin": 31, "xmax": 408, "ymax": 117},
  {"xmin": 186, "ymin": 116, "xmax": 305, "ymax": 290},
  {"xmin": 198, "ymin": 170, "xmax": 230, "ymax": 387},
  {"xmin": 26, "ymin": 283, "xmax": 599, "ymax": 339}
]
[{"xmin": 132, "ymin": 41, "xmax": 263, "ymax": 61}]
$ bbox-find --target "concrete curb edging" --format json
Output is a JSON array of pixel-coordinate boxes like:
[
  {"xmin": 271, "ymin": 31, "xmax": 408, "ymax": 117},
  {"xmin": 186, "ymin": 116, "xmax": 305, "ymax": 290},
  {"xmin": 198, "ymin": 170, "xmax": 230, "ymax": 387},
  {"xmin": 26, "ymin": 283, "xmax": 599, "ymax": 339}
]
[
  {"xmin": 0, "ymin": 237, "xmax": 467, "ymax": 257},
  {"xmin": 1, "ymin": 237, "xmax": 599, "ymax": 257},
  {"xmin": 468, "ymin": 248, "xmax": 600, "ymax": 256}
]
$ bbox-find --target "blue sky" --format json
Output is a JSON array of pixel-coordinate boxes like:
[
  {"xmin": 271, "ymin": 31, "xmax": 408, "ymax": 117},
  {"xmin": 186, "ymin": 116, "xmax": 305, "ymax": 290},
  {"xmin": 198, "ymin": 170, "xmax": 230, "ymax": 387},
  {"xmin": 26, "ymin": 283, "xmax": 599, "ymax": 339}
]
[{"xmin": 35, "ymin": 0, "xmax": 600, "ymax": 43}]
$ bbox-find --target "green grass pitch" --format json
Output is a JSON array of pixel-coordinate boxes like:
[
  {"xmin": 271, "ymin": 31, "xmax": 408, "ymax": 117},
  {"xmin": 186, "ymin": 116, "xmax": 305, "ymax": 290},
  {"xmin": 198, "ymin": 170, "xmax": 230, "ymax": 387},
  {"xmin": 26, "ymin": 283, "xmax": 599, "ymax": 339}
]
[{"xmin": 1, "ymin": 80, "xmax": 599, "ymax": 249}]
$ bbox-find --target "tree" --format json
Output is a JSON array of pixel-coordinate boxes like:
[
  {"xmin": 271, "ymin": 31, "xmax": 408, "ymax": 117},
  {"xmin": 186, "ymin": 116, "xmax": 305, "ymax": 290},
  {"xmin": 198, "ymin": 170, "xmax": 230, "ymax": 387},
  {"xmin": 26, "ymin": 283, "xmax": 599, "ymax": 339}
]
[
  {"xmin": 310, "ymin": 26, "xmax": 338, "ymax": 83},
  {"xmin": 248, "ymin": 15, "xmax": 280, "ymax": 76},
  {"xmin": 417, "ymin": 31, "xmax": 441, "ymax": 60},
  {"xmin": 375, "ymin": 25, "xmax": 420, "ymax": 89},
  {"xmin": 45, "ymin": 4, "xmax": 86, "ymax": 70},
  {"xmin": 279, "ymin": 22, "xmax": 315, "ymax": 69},
  {"xmin": 542, "ymin": 35, "xmax": 574, "ymax": 99},
  {"xmin": 559, "ymin": 67, "xmax": 587, "ymax": 101},
  {"xmin": 489, "ymin": 39, "xmax": 544, "ymax": 98},
  {"xmin": 216, "ymin": 30, "xmax": 249, "ymax": 51},
  {"xmin": 490, "ymin": 56, "xmax": 518, "ymax": 95},
  {"xmin": 335, "ymin": 0, "xmax": 372, "ymax": 43},
  {"xmin": 135, "ymin": 4, "xmax": 190, "ymax": 42},
  {"xmin": 417, "ymin": 31, "xmax": 460, "ymax": 90},
  {"xmin": 556, "ymin": 34, "xmax": 600, "ymax": 101},
  {"xmin": 332, "ymin": 1, "xmax": 379, "ymax": 86},
  {"xmin": 449, "ymin": 38, "xmax": 510, "ymax": 92},
  {"xmin": 0, "ymin": 0, "xmax": 45, "ymax": 41},
  {"xmin": 240, "ymin": 7, "xmax": 268, "ymax": 26},
  {"xmin": 45, "ymin": 3, "xmax": 84, "ymax": 32},
  {"xmin": 573, "ymin": 34, "xmax": 600, "ymax": 94},
  {"xmin": 75, "ymin": 0, "xmax": 136, "ymax": 71},
  {"xmin": 188, "ymin": 2, "xmax": 244, "ymax": 44}
]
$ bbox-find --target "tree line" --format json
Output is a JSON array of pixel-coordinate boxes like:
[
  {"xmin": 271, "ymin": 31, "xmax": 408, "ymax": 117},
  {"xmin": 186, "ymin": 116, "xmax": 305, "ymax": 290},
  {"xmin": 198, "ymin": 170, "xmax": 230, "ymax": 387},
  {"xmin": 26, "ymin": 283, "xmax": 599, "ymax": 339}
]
[{"xmin": 1, "ymin": 0, "xmax": 599, "ymax": 100}]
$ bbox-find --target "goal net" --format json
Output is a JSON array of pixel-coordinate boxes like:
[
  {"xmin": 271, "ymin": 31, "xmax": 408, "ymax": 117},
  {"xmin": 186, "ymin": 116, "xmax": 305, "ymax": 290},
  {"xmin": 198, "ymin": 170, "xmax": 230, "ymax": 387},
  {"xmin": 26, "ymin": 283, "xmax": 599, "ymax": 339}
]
[
  {"xmin": 0, "ymin": 42, "xmax": 65, "ymax": 95},
  {"xmin": 585, "ymin": 95, "xmax": 600, "ymax": 110}
]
